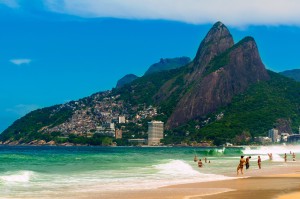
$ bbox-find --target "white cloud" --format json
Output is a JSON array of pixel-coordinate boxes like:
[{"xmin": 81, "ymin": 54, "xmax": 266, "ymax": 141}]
[
  {"xmin": 43, "ymin": 0, "xmax": 300, "ymax": 26},
  {"xmin": 6, "ymin": 104, "xmax": 40, "ymax": 116},
  {"xmin": 0, "ymin": 0, "xmax": 19, "ymax": 8},
  {"xmin": 10, "ymin": 59, "xmax": 32, "ymax": 65}
]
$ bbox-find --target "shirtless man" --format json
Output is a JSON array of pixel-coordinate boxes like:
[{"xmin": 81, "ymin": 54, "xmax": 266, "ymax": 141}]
[
  {"xmin": 245, "ymin": 156, "xmax": 251, "ymax": 169},
  {"xmin": 237, "ymin": 156, "xmax": 246, "ymax": 175}
]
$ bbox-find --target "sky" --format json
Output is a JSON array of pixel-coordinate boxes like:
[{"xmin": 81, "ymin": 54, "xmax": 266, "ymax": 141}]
[{"xmin": 0, "ymin": 0, "xmax": 300, "ymax": 132}]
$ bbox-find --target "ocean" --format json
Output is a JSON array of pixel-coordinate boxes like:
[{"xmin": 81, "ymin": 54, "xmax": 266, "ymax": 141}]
[{"xmin": 0, "ymin": 145, "xmax": 299, "ymax": 198}]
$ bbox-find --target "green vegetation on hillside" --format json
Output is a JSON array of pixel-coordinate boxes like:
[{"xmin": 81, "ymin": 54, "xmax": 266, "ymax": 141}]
[
  {"xmin": 280, "ymin": 69, "xmax": 300, "ymax": 82},
  {"xmin": 0, "ymin": 106, "xmax": 73, "ymax": 143}
]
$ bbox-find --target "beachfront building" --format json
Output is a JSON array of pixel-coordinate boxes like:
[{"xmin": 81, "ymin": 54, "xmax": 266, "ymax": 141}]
[
  {"xmin": 268, "ymin": 128, "xmax": 279, "ymax": 143},
  {"xmin": 148, "ymin": 121, "xmax": 164, "ymax": 146},
  {"xmin": 95, "ymin": 122, "xmax": 116, "ymax": 137},
  {"xmin": 288, "ymin": 134, "xmax": 300, "ymax": 143},
  {"xmin": 128, "ymin": 139, "xmax": 147, "ymax": 145}
]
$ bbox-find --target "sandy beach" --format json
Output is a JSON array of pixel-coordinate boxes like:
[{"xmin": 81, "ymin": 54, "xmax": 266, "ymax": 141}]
[{"xmin": 70, "ymin": 164, "xmax": 300, "ymax": 199}]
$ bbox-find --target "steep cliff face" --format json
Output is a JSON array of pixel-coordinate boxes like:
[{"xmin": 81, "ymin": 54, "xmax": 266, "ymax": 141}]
[
  {"xmin": 189, "ymin": 21, "xmax": 234, "ymax": 81},
  {"xmin": 155, "ymin": 22, "xmax": 234, "ymax": 103},
  {"xmin": 166, "ymin": 37, "xmax": 270, "ymax": 128}
]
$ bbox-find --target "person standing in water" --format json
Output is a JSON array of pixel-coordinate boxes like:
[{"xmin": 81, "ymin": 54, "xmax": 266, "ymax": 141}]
[
  {"xmin": 268, "ymin": 153, "xmax": 273, "ymax": 161},
  {"xmin": 284, "ymin": 153, "xmax": 287, "ymax": 162},
  {"xmin": 198, "ymin": 159, "xmax": 203, "ymax": 168},
  {"xmin": 292, "ymin": 153, "xmax": 296, "ymax": 161},
  {"xmin": 245, "ymin": 156, "xmax": 251, "ymax": 169},
  {"xmin": 237, "ymin": 156, "xmax": 246, "ymax": 175},
  {"xmin": 194, "ymin": 155, "xmax": 198, "ymax": 162},
  {"xmin": 258, "ymin": 156, "xmax": 261, "ymax": 169},
  {"xmin": 204, "ymin": 157, "xmax": 207, "ymax": 163}
]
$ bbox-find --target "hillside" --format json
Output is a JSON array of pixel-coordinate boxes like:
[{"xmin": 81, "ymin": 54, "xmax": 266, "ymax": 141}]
[
  {"xmin": 115, "ymin": 57, "xmax": 190, "ymax": 89},
  {"xmin": 116, "ymin": 74, "xmax": 138, "ymax": 88},
  {"xmin": 1, "ymin": 22, "xmax": 300, "ymax": 146},
  {"xmin": 280, "ymin": 69, "xmax": 300, "ymax": 82}
]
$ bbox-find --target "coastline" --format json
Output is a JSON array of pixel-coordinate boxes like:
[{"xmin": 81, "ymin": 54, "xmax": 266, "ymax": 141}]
[{"xmin": 68, "ymin": 164, "xmax": 300, "ymax": 199}]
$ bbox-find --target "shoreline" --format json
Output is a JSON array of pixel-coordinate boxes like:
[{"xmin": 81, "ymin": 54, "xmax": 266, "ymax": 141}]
[{"xmin": 68, "ymin": 165, "xmax": 300, "ymax": 199}]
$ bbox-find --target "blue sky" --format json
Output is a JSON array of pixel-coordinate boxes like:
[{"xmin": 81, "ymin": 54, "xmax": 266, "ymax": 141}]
[{"xmin": 0, "ymin": 0, "xmax": 300, "ymax": 132}]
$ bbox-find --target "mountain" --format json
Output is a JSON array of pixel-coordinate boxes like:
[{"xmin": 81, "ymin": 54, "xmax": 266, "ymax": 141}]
[
  {"xmin": 1, "ymin": 22, "xmax": 300, "ymax": 146},
  {"xmin": 280, "ymin": 69, "xmax": 300, "ymax": 82},
  {"xmin": 116, "ymin": 74, "xmax": 138, "ymax": 88},
  {"xmin": 144, "ymin": 57, "xmax": 191, "ymax": 75},
  {"xmin": 116, "ymin": 57, "xmax": 190, "ymax": 88}
]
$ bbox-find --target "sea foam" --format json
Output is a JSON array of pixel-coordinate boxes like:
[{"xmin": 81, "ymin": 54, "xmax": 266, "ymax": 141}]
[{"xmin": 0, "ymin": 170, "xmax": 35, "ymax": 183}]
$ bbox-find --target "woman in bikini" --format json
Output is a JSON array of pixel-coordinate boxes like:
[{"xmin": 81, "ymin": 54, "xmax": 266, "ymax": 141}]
[{"xmin": 237, "ymin": 156, "xmax": 246, "ymax": 175}]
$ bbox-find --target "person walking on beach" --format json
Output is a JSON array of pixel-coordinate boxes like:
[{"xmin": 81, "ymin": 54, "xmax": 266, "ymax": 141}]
[
  {"xmin": 258, "ymin": 156, "xmax": 261, "ymax": 169},
  {"xmin": 237, "ymin": 156, "xmax": 246, "ymax": 175},
  {"xmin": 198, "ymin": 159, "xmax": 203, "ymax": 168},
  {"xmin": 245, "ymin": 156, "xmax": 251, "ymax": 169},
  {"xmin": 284, "ymin": 153, "xmax": 287, "ymax": 162},
  {"xmin": 204, "ymin": 157, "xmax": 207, "ymax": 163}
]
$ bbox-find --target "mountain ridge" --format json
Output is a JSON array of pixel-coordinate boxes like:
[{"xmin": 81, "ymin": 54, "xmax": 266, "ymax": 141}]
[
  {"xmin": 280, "ymin": 69, "xmax": 300, "ymax": 82},
  {"xmin": 1, "ymin": 22, "xmax": 300, "ymax": 146}
]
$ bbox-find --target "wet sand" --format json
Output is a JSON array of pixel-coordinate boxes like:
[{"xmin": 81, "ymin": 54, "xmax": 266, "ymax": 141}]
[{"xmin": 49, "ymin": 165, "xmax": 300, "ymax": 199}]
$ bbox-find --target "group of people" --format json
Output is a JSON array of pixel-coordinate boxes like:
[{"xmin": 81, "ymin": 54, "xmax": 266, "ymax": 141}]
[
  {"xmin": 284, "ymin": 151, "xmax": 296, "ymax": 162},
  {"xmin": 237, "ymin": 155, "xmax": 255, "ymax": 175},
  {"xmin": 237, "ymin": 152, "xmax": 297, "ymax": 175},
  {"xmin": 194, "ymin": 155, "xmax": 210, "ymax": 168}
]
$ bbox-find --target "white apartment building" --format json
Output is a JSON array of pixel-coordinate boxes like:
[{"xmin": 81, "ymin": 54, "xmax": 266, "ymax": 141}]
[{"xmin": 148, "ymin": 121, "xmax": 164, "ymax": 146}]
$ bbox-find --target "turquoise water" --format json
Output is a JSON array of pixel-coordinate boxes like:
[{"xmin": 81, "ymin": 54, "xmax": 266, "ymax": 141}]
[{"xmin": 0, "ymin": 145, "xmax": 299, "ymax": 198}]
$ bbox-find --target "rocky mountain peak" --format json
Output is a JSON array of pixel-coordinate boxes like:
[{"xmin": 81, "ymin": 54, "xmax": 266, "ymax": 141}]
[
  {"xmin": 190, "ymin": 21, "xmax": 234, "ymax": 81},
  {"xmin": 193, "ymin": 21, "xmax": 234, "ymax": 66}
]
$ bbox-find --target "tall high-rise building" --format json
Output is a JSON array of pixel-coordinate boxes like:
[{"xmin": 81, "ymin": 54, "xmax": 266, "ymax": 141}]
[
  {"xmin": 148, "ymin": 121, "xmax": 164, "ymax": 146},
  {"xmin": 268, "ymin": 128, "xmax": 279, "ymax": 143}
]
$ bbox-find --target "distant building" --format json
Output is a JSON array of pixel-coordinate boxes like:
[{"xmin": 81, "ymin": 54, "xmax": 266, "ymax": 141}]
[
  {"xmin": 281, "ymin": 133, "xmax": 290, "ymax": 142},
  {"xmin": 118, "ymin": 116, "xmax": 126, "ymax": 124},
  {"xmin": 288, "ymin": 134, "xmax": 300, "ymax": 143},
  {"xmin": 115, "ymin": 129, "xmax": 122, "ymax": 139},
  {"xmin": 128, "ymin": 139, "xmax": 147, "ymax": 145},
  {"xmin": 254, "ymin": 136, "xmax": 272, "ymax": 144},
  {"xmin": 102, "ymin": 122, "xmax": 115, "ymax": 130},
  {"xmin": 95, "ymin": 122, "xmax": 115, "ymax": 137},
  {"xmin": 268, "ymin": 128, "xmax": 280, "ymax": 143},
  {"xmin": 148, "ymin": 121, "xmax": 164, "ymax": 146}
]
